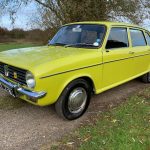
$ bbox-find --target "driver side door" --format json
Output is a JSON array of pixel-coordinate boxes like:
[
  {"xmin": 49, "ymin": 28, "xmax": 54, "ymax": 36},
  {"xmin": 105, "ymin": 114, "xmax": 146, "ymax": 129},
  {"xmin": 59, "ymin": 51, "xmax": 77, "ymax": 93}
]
[{"xmin": 102, "ymin": 27, "xmax": 134, "ymax": 89}]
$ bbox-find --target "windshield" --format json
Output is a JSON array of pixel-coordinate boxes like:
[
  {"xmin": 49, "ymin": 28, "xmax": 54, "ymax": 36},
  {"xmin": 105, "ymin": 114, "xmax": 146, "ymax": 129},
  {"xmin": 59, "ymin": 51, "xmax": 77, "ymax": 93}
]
[{"xmin": 49, "ymin": 24, "xmax": 106, "ymax": 48}]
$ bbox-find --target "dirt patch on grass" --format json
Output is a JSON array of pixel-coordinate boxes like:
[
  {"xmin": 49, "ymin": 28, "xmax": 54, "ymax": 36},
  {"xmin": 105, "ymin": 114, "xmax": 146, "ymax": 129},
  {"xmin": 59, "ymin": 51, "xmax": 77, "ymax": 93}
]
[
  {"xmin": 0, "ymin": 91, "xmax": 26, "ymax": 110},
  {"xmin": 50, "ymin": 87, "xmax": 150, "ymax": 150},
  {"xmin": 138, "ymin": 87, "xmax": 150, "ymax": 99},
  {"xmin": 0, "ymin": 80, "xmax": 149, "ymax": 150}
]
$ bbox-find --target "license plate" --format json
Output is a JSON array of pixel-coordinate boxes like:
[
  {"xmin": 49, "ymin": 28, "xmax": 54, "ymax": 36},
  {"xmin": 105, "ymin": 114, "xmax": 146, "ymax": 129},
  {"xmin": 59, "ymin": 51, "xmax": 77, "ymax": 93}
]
[{"xmin": 0, "ymin": 83, "xmax": 16, "ymax": 97}]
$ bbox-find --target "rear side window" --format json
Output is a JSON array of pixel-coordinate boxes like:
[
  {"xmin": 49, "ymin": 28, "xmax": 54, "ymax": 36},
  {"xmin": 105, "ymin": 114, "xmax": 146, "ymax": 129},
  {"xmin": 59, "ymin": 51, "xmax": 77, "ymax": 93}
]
[
  {"xmin": 106, "ymin": 27, "xmax": 129, "ymax": 49},
  {"xmin": 145, "ymin": 32, "xmax": 150, "ymax": 45},
  {"xmin": 130, "ymin": 29, "xmax": 146, "ymax": 47}
]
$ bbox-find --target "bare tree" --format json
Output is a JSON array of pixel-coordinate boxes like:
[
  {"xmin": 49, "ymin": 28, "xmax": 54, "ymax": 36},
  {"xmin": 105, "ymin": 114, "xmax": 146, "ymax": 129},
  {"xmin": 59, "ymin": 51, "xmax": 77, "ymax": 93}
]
[{"xmin": 0, "ymin": 0, "xmax": 150, "ymax": 29}]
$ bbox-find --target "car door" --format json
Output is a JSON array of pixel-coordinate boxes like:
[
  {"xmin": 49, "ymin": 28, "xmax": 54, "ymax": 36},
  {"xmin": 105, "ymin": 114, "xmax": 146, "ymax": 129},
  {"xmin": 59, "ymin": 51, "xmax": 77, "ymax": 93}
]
[
  {"xmin": 102, "ymin": 27, "xmax": 134, "ymax": 89},
  {"xmin": 129, "ymin": 28, "xmax": 150, "ymax": 75}
]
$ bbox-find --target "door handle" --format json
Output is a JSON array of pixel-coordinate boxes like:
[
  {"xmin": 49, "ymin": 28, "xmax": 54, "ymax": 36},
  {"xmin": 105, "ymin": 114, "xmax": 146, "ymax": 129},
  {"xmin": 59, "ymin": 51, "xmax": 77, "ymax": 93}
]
[
  {"xmin": 106, "ymin": 50, "xmax": 110, "ymax": 52},
  {"xmin": 129, "ymin": 51, "xmax": 135, "ymax": 54}
]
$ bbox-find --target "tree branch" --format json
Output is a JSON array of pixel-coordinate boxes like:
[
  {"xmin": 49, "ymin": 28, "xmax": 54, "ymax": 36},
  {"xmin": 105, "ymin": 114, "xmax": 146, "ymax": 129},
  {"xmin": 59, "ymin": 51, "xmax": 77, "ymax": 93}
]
[
  {"xmin": 34, "ymin": 0, "xmax": 64, "ymax": 23},
  {"xmin": 34, "ymin": 0, "xmax": 51, "ymax": 9}
]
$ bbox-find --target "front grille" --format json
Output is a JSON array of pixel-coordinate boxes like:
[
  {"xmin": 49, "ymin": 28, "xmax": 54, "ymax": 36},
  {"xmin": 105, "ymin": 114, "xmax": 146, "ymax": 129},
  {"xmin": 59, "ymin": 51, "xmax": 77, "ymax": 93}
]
[{"xmin": 0, "ymin": 62, "xmax": 27, "ymax": 85}]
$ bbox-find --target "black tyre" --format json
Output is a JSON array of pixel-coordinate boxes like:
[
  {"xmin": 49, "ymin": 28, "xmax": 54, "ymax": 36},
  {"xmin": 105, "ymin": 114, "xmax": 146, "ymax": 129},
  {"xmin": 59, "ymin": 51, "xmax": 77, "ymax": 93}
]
[
  {"xmin": 55, "ymin": 79, "xmax": 92, "ymax": 120},
  {"xmin": 141, "ymin": 72, "xmax": 150, "ymax": 83}
]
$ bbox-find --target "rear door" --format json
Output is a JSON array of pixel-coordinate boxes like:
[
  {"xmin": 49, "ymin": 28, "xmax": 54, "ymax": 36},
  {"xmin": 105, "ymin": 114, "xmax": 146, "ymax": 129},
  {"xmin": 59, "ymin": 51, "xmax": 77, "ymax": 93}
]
[
  {"xmin": 102, "ymin": 27, "xmax": 134, "ymax": 89},
  {"xmin": 129, "ymin": 28, "xmax": 150, "ymax": 75}
]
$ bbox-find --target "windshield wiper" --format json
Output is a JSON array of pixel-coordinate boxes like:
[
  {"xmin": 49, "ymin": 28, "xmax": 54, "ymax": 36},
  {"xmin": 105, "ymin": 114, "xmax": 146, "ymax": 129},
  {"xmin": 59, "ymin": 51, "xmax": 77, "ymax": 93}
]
[
  {"xmin": 49, "ymin": 42, "xmax": 66, "ymax": 46},
  {"xmin": 65, "ymin": 43, "xmax": 97, "ymax": 48}
]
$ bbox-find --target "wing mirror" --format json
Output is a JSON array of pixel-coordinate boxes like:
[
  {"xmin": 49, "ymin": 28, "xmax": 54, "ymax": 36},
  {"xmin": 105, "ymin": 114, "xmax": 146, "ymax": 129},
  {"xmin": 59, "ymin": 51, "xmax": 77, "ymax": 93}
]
[{"xmin": 48, "ymin": 40, "xmax": 51, "ymax": 46}]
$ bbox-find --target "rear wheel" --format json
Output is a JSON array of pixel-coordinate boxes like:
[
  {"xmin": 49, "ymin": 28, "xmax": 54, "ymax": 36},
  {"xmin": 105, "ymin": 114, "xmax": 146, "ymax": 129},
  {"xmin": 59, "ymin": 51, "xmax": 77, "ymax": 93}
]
[
  {"xmin": 55, "ymin": 79, "xmax": 92, "ymax": 120},
  {"xmin": 141, "ymin": 72, "xmax": 150, "ymax": 83}
]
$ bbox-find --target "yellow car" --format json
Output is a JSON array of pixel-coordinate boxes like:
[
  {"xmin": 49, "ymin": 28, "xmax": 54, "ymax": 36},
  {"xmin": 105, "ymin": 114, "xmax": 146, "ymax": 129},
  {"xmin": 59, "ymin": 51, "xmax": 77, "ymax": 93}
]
[{"xmin": 0, "ymin": 22, "xmax": 150, "ymax": 120}]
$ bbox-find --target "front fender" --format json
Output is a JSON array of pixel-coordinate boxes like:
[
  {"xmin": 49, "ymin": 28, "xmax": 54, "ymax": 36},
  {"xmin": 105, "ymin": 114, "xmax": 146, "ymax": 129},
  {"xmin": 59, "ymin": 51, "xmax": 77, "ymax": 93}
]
[{"xmin": 36, "ymin": 64, "xmax": 102, "ymax": 106}]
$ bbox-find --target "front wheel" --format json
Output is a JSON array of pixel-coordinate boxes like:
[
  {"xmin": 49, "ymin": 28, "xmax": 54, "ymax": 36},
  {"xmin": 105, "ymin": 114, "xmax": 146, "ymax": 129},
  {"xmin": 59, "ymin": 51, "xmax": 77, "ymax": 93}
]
[
  {"xmin": 55, "ymin": 79, "xmax": 92, "ymax": 120},
  {"xmin": 141, "ymin": 72, "xmax": 150, "ymax": 83}
]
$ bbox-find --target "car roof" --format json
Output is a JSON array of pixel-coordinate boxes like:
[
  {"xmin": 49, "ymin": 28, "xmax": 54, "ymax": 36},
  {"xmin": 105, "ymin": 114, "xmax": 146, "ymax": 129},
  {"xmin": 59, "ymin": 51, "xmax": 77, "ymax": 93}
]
[{"xmin": 64, "ymin": 21, "xmax": 147, "ymax": 31}]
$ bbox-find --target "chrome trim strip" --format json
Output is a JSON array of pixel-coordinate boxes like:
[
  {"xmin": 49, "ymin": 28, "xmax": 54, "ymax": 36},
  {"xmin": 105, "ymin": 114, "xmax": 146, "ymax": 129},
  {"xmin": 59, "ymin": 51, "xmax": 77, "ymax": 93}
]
[
  {"xmin": 40, "ymin": 63, "xmax": 103, "ymax": 79},
  {"xmin": 0, "ymin": 76, "xmax": 46, "ymax": 100},
  {"xmin": 40, "ymin": 52, "xmax": 150, "ymax": 79},
  {"xmin": 104, "ymin": 53, "xmax": 150, "ymax": 64}
]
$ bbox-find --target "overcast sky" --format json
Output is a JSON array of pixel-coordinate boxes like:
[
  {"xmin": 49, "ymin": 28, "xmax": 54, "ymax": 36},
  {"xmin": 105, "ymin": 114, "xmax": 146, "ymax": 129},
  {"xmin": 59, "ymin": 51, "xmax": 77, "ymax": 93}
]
[
  {"xmin": 0, "ymin": 2, "xmax": 37, "ymax": 30},
  {"xmin": 0, "ymin": 2, "xmax": 150, "ymax": 31}
]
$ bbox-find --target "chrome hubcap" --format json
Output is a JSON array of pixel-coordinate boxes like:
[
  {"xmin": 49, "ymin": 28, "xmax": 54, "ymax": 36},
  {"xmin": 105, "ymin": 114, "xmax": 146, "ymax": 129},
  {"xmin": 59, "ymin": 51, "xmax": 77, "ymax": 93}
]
[{"xmin": 68, "ymin": 87, "xmax": 87, "ymax": 114}]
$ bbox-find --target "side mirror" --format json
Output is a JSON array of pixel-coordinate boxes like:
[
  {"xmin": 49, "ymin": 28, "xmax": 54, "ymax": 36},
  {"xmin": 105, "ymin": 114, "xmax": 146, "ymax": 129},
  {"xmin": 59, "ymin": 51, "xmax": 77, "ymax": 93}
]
[{"xmin": 48, "ymin": 40, "xmax": 51, "ymax": 46}]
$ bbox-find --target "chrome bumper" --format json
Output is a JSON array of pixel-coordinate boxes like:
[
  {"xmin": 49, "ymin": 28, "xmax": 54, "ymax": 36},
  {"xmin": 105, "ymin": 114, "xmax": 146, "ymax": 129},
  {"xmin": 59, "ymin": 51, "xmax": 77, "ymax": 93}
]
[{"xmin": 0, "ymin": 76, "xmax": 46, "ymax": 100}]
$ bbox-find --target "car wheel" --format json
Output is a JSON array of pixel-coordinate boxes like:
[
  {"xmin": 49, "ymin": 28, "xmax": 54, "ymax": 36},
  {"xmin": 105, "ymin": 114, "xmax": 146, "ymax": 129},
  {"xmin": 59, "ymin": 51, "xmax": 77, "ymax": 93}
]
[
  {"xmin": 55, "ymin": 79, "xmax": 92, "ymax": 120},
  {"xmin": 141, "ymin": 72, "xmax": 150, "ymax": 83}
]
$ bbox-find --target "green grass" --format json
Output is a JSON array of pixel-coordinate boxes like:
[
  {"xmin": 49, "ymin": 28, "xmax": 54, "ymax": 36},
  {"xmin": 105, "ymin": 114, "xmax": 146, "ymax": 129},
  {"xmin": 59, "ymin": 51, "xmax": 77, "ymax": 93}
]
[
  {"xmin": 53, "ymin": 87, "xmax": 150, "ymax": 150},
  {"xmin": 0, "ymin": 42, "xmax": 39, "ymax": 52}
]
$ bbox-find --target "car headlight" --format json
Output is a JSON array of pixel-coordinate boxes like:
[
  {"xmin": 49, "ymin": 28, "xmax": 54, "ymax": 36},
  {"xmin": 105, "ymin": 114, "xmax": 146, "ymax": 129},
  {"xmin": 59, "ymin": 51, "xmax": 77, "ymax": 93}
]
[{"xmin": 26, "ymin": 71, "xmax": 36, "ymax": 89}]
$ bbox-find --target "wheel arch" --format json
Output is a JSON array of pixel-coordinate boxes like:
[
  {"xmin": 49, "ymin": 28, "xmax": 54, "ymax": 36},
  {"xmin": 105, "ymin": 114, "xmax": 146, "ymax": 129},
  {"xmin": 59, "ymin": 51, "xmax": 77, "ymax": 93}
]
[
  {"xmin": 61, "ymin": 75, "xmax": 96, "ymax": 95},
  {"xmin": 81, "ymin": 76, "xmax": 95, "ymax": 93}
]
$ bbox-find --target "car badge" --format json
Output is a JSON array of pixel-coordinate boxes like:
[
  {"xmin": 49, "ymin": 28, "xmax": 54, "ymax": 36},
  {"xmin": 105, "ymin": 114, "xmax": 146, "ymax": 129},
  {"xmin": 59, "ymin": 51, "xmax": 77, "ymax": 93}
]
[
  {"xmin": 14, "ymin": 72, "xmax": 18, "ymax": 79},
  {"xmin": 4, "ymin": 65, "xmax": 9, "ymax": 77}
]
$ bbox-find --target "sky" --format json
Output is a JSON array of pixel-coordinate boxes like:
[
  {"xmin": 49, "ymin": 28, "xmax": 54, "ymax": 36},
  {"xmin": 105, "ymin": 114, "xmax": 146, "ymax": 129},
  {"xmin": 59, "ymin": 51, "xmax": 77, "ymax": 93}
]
[
  {"xmin": 0, "ymin": 2, "xmax": 37, "ymax": 30},
  {"xmin": 0, "ymin": 2, "xmax": 150, "ymax": 31}
]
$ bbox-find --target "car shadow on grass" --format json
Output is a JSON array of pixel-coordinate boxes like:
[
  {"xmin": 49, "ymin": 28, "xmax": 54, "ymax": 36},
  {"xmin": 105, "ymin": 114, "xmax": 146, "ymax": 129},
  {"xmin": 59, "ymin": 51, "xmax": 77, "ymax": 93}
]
[
  {"xmin": 0, "ymin": 92, "xmax": 27, "ymax": 110},
  {"xmin": 0, "ymin": 90, "xmax": 56, "ymax": 114}
]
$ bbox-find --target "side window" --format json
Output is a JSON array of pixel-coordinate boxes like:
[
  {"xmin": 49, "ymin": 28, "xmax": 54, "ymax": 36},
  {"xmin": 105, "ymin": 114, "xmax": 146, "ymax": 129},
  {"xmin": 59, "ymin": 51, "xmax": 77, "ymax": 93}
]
[
  {"xmin": 106, "ymin": 27, "xmax": 129, "ymax": 49},
  {"xmin": 130, "ymin": 29, "xmax": 146, "ymax": 47},
  {"xmin": 145, "ymin": 32, "xmax": 150, "ymax": 46}
]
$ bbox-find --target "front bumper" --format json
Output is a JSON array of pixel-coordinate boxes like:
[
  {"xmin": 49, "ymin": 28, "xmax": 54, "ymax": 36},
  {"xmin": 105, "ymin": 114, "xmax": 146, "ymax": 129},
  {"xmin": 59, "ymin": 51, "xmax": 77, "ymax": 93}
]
[{"xmin": 0, "ymin": 76, "xmax": 46, "ymax": 100}]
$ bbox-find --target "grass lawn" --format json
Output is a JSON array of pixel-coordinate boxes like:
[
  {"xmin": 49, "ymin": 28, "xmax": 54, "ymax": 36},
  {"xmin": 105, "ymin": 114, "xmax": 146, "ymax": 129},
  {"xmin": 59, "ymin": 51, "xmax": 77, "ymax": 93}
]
[
  {"xmin": 52, "ymin": 87, "xmax": 150, "ymax": 150},
  {"xmin": 0, "ymin": 42, "xmax": 40, "ymax": 52}
]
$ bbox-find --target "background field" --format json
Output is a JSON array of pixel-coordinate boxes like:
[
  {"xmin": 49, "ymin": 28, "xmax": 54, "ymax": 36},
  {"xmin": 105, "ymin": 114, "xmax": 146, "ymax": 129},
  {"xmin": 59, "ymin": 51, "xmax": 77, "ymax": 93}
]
[{"xmin": 0, "ymin": 42, "xmax": 40, "ymax": 52}]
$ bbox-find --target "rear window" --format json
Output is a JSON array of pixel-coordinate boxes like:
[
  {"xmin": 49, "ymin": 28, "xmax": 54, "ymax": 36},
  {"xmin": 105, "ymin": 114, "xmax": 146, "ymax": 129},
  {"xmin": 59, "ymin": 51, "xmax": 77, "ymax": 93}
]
[
  {"xmin": 106, "ymin": 27, "xmax": 129, "ymax": 49},
  {"xmin": 130, "ymin": 29, "xmax": 146, "ymax": 47},
  {"xmin": 145, "ymin": 32, "xmax": 150, "ymax": 46}
]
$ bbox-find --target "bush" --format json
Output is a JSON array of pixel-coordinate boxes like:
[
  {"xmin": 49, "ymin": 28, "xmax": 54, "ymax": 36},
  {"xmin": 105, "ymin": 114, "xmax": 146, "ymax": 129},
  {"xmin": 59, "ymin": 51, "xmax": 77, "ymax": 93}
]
[{"xmin": 0, "ymin": 26, "xmax": 57, "ymax": 44}]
